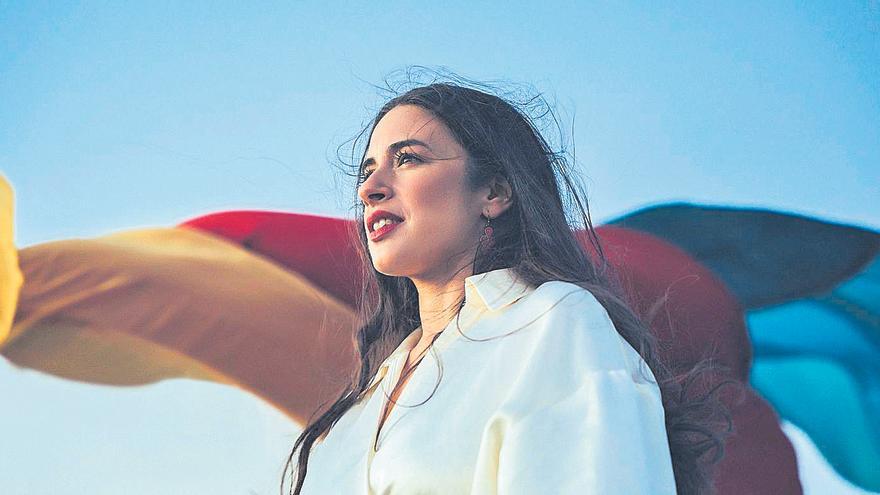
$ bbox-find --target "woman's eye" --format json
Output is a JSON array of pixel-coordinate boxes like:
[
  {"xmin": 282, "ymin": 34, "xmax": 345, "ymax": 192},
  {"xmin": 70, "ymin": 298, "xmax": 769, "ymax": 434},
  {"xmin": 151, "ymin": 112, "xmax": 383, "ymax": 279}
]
[
  {"xmin": 394, "ymin": 150, "xmax": 420, "ymax": 166},
  {"xmin": 359, "ymin": 151, "xmax": 420, "ymax": 183}
]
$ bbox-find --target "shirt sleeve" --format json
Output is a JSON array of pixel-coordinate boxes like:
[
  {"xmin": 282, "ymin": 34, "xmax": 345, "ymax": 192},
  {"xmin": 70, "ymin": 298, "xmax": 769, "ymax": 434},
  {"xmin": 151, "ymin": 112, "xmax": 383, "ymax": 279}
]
[{"xmin": 480, "ymin": 286, "xmax": 678, "ymax": 495}]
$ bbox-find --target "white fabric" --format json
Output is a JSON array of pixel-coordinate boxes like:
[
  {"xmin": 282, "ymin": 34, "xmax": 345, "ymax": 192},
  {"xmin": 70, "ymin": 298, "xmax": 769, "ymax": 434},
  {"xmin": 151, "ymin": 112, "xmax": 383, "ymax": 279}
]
[
  {"xmin": 301, "ymin": 267, "xmax": 677, "ymax": 494},
  {"xmin": 781, "ymin": 420, "xmax": 880, "ymax": 495}
]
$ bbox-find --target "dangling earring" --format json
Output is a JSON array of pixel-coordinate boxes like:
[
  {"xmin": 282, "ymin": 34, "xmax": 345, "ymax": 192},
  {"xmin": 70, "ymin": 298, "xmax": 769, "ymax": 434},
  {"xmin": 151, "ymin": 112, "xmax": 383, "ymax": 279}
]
[{"xmin": 480, "ymin": 213, "xmax": 495, "ymax": 251}]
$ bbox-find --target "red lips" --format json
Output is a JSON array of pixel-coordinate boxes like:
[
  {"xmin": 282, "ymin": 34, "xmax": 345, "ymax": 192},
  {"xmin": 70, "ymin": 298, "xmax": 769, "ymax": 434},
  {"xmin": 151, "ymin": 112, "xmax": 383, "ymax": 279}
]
[
  {"xmin": 365, "ymin": 209, "xmax": 405, "ymax": 233},
  {"xmin": 368, "ymin": 220, "xmax": 402, "ymax": 241}
]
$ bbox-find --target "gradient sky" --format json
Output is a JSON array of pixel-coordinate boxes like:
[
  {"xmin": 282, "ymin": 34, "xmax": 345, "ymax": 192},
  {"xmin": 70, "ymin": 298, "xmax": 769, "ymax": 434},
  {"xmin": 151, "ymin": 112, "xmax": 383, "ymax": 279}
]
[{"xmin": 1, "ymin": 2, "xmax": 877, "ymax": 494}]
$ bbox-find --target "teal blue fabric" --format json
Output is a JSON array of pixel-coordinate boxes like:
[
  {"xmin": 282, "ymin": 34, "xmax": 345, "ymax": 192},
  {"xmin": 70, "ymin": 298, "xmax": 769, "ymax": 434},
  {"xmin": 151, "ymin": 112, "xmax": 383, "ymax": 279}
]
[
  {"xmin": 747, "ymin": 257, "xmax": 880, "ymax": 491},
  {"xmin": 750, "ymin": 357, "xmax": 880, "ymax": 491}
]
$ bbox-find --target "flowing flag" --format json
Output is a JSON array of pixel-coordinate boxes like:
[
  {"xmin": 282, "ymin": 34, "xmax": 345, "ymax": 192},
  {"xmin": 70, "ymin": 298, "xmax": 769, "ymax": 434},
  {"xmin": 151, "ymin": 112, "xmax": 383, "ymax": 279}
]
[
  {"xmin": 608, "ymin": 202, "xmax": 880, "ymax": 493},
  {"xmin": 0, "ymin": 176, "xmax": 23, "ymax": 355}
]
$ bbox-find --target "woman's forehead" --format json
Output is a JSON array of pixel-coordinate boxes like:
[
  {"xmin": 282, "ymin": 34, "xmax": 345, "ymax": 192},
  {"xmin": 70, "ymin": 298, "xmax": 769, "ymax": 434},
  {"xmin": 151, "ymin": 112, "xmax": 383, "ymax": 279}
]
[{"xmin": 366, "ymin": 105, "xmax": 457, "ymax": 156}]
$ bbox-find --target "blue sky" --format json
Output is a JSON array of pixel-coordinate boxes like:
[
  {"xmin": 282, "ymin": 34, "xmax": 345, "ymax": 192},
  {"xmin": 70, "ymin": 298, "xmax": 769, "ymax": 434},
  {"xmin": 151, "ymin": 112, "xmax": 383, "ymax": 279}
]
[{"xmin": 1, "ymin": 2, "xmax": 878, "ymax": 494}]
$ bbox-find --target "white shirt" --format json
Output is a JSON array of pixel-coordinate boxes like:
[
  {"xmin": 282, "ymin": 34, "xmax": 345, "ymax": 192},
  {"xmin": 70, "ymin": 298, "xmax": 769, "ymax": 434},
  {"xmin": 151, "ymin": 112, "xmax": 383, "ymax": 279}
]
[{"xmin": 301, "ymin": 267, "xmax": 677, "ymax": 494}]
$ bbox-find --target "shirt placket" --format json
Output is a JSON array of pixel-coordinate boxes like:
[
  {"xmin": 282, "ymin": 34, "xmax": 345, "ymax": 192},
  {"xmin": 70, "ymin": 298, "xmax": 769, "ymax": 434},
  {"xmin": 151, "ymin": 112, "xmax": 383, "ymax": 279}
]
[
  {"xmin": 364, "ymin": 350, "xmax": 408, "ymax": 493},
  {"xmin": 362, "ymin": 301, "xmax": 488, "ymax": 494}
]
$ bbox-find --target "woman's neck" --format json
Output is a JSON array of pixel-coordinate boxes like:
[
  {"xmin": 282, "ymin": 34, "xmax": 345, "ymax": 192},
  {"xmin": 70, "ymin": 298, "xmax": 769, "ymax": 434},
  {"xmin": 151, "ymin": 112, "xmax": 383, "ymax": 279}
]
[{"xmin": 410, "ymin": 270, "xmax": 469, "ymax": 337}]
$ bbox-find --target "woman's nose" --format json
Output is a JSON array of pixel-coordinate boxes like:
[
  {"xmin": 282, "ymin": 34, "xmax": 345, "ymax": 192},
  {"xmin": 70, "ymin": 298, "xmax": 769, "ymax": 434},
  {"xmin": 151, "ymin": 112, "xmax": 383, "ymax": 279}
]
[{"xmin": 357, "ymin": 174, "xmax": 392, "ymax": 206}]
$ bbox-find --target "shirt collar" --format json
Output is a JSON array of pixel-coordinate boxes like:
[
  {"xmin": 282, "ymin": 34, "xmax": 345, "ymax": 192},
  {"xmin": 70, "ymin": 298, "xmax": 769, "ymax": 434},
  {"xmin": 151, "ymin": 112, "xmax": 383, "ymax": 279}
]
[
  {"xmin": 463, "ymin": 266, "xmax": 533, "ymax": 312},
  {"xmin": 366, "ymin": 267, "xmax": 534, "ymax": 390}
]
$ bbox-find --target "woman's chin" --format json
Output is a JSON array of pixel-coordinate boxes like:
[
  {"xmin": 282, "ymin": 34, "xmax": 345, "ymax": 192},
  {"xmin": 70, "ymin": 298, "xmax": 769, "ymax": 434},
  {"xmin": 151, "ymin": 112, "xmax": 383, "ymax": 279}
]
[
  {"xmin": 370, "ymin": 257, "xmax": 401, "ymax": 277},
  {"xmin": 371, "ymin": 255, "xmax": 423, "ymax": 279}
]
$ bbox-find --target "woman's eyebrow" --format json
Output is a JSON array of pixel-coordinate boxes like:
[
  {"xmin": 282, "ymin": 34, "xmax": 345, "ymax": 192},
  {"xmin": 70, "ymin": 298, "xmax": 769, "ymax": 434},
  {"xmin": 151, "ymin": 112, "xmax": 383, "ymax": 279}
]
[{"xmin": 361, "ymin": 139, "xmax": 432, "ymax": 169}]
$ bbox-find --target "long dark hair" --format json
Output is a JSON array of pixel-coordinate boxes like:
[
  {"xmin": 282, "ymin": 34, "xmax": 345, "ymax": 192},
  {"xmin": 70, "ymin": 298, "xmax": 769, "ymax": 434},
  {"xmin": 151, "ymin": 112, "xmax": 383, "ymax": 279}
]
[{"xmin": 282, "ymin": 67, "xmax": 734, "ymax": 495}]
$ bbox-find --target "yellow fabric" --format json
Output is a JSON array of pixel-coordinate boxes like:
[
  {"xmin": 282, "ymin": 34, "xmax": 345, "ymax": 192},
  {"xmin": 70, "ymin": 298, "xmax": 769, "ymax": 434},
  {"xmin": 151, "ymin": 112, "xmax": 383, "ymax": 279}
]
[
  {"xmin": 302, "ymin": 267, "xmax": 677, "ymax": 494},
  {"xmin": 4, "ymin": 319, "xmax": 227, "ymax": 384},
  {"xmin": 0, "ymin": 174, "xmax": 23, "ymax": 345},
  {"xmin": 4, "ymin": 224, "xmax": 359, "ymax": 424}
]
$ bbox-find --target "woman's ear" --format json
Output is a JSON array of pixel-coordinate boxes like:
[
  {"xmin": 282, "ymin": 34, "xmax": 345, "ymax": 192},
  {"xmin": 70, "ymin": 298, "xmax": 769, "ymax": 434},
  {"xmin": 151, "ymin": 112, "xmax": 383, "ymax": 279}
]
[{"xmin": 485, "ymin": 175, "xmax": 514, "ymax": 217}]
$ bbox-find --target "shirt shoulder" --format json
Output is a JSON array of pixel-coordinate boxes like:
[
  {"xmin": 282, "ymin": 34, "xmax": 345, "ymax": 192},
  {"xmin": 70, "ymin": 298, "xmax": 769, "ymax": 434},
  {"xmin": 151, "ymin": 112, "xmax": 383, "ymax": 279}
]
[
  {"xmin": 529, "ymin": 279, "xmax": 601, "ymax": 310},
  {"xmin": 494, "ymin": 280, "xmax": 664, "ymax": 425},
  {"xmin": 511, "ymin": 279, "xmax": 654, "ymax": 380}
]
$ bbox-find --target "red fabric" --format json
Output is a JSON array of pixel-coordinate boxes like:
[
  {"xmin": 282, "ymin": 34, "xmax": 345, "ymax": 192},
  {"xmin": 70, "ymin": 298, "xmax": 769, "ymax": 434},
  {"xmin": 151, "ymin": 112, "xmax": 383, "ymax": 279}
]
[
  {"xmin": 587, "ymin": 226, "xmax": 753, "ymax": 381},
  {"xmin": 180, "ymin": 211, "xmax": 367, "ymax": 306},
  {"xmin": 585, "ymin": 226, "xmax": 801, "ymax": 494},
  {"xmin": 718, "ymin": 389, "xmax": 803, "ymax": 494}
]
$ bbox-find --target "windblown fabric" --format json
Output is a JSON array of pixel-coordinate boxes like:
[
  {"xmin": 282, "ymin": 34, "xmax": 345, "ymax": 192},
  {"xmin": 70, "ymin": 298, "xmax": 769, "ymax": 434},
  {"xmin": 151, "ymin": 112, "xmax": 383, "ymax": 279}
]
[
  {"xmin": 608, "ymin": 202, "xmax": 880, "ymax": 492},
  {"xmin": 580, "ymin": 225, "xmax": 801, "ymax": 494},
  {"xmin": 3, "ymin": 216, "xmax": 360, "ymax": 425},
  {"xmin": 1, "ymin": 173, "xmax": 804, "ymax": 493},
  {"xmin": 0, "ymin": 175, "xmax": 23, "ymax": 348}
]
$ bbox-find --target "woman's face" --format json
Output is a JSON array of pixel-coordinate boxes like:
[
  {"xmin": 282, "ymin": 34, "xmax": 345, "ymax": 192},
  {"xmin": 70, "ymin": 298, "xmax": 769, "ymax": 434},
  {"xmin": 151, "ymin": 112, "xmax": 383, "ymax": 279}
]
[{"xmin": 358, "ymin": 104, "xmax": 488, "ymax": 281}]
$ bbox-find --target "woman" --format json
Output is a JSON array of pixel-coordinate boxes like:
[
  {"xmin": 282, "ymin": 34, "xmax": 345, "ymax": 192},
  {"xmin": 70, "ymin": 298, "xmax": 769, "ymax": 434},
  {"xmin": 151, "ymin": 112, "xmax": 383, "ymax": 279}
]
[{"xmin": 283, "ymin": 75, "xmax": 728, "ymax": 494}]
